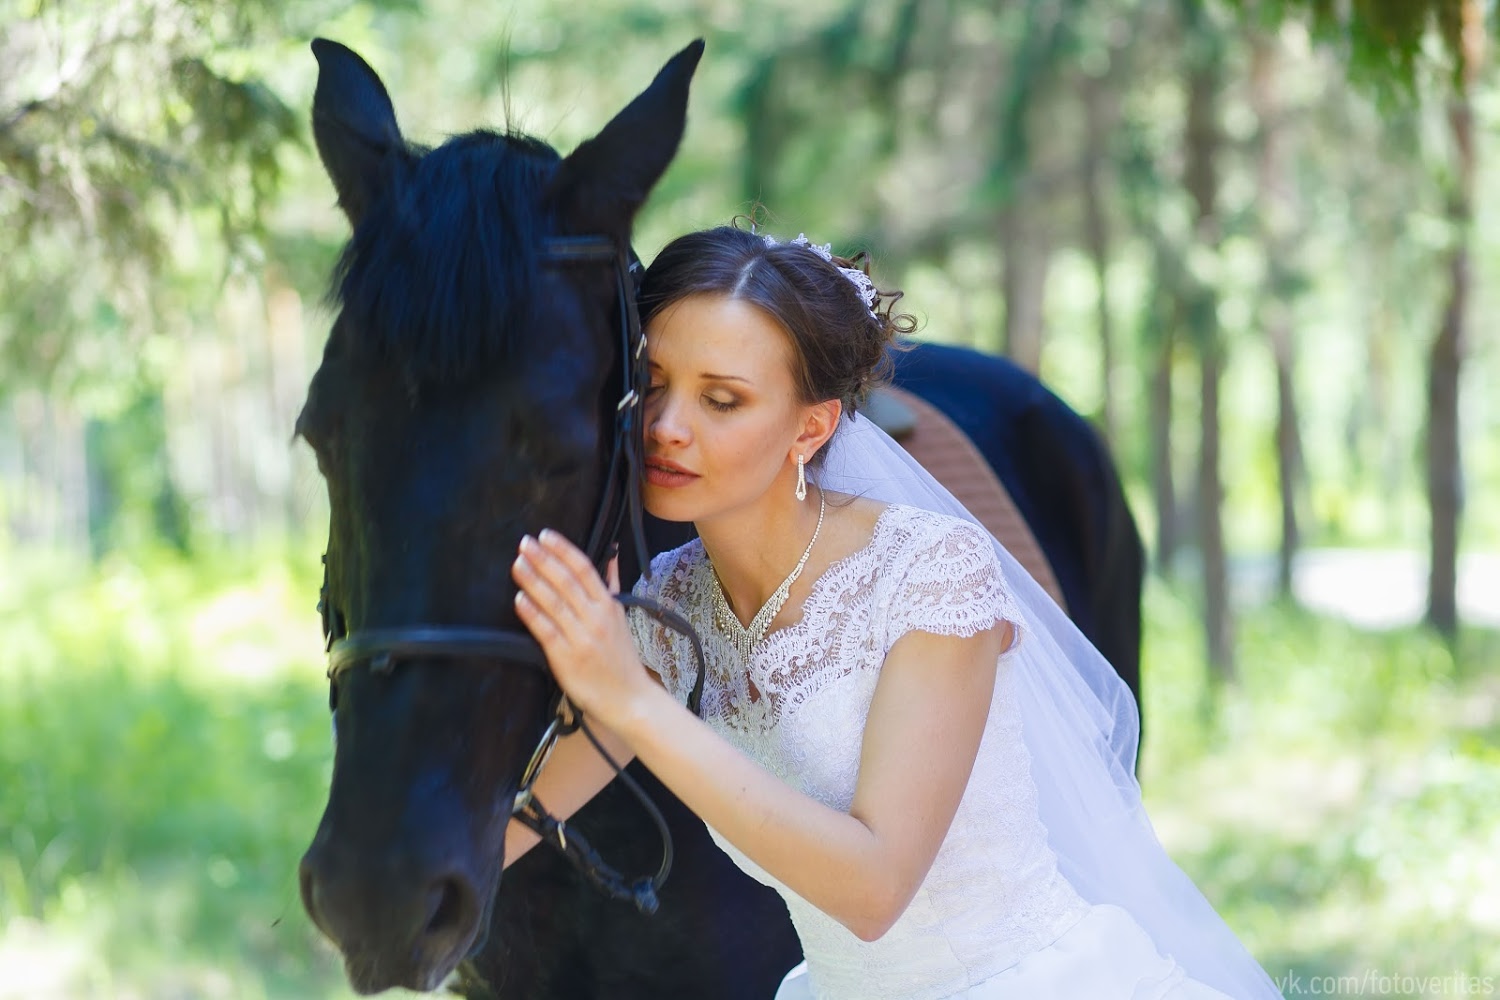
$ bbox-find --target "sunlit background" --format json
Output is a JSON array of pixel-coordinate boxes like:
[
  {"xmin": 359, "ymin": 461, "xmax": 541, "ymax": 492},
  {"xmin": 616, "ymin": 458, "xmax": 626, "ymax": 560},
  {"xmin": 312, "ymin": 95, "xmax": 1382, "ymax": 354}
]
[{"xmin": 2, "ymin": 0, "xmax": 1497, "ymax": 997}]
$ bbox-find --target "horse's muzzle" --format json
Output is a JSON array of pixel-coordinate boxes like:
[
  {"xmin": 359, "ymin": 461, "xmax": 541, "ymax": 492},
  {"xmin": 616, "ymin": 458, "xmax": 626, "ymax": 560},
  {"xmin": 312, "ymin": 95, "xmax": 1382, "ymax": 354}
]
[{"xmin": 299, "ymin": 838, "xmax": 483, "ymax": 993}]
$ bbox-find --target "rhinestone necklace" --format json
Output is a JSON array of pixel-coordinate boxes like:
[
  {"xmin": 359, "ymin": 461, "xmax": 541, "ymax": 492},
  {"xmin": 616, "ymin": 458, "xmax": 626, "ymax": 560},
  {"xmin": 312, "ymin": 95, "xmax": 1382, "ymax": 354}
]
[{"xmin": 711, "ymin": 488, "xmax": 827, "ymax": 660}]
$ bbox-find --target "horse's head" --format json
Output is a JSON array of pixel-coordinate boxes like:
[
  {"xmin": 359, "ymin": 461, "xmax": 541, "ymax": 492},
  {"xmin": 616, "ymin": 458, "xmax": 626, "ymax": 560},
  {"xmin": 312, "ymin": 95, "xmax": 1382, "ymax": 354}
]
[{"xmin": 294, "ymin": 38, "xmax": 702, "ymax": 993}]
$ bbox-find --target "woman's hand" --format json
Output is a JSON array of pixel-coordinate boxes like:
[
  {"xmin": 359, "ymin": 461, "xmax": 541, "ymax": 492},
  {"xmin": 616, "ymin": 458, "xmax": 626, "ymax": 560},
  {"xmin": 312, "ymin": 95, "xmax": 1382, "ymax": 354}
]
[{"xmin": 511, "ymin": 529, "xmax": 653, "ymax": 728}]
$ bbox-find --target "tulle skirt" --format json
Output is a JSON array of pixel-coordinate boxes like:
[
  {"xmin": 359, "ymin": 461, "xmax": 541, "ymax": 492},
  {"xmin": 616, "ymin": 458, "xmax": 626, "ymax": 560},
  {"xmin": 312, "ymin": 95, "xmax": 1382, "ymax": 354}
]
[{"xmin": 773, "ymin": 904, "xmax": 1237, "ymax": 1000}]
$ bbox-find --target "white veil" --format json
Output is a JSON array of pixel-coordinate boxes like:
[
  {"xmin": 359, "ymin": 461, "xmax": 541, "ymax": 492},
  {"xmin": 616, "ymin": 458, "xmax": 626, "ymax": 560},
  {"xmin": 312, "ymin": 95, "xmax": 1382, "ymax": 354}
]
[{"xmin": 819, "ymin": 413, "xmax": 1281, "ymax": 998}]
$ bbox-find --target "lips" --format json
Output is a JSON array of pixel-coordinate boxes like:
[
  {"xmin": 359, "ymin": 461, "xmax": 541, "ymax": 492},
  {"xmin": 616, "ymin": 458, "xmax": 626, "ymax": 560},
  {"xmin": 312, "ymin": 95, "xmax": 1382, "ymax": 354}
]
[{"xmin": 644, "ymin": 456, "xmax": 699, "ymax": 488}]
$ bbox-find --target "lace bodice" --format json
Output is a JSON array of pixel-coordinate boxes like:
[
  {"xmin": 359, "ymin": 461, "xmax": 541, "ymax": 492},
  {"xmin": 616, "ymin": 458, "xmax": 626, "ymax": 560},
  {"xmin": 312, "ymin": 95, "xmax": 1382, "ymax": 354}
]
[{"xmin": 630, "ymin": 505, "xmax": 1088, "ymax": 1000}]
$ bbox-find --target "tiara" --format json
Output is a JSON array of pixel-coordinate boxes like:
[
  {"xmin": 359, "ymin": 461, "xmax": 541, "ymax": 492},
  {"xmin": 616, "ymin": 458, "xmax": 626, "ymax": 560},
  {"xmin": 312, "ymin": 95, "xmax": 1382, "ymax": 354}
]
[{"xmin": 764, "ymin": 233, "xmax": 879, "ymax": 320}]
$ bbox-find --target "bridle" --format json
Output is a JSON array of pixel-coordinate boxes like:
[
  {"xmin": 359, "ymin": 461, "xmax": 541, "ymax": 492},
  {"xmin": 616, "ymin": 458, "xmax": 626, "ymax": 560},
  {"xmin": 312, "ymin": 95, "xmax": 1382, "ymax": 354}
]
[{"xmin": 317, "ymin": 234, "xmax": 707, "ymax": 917}]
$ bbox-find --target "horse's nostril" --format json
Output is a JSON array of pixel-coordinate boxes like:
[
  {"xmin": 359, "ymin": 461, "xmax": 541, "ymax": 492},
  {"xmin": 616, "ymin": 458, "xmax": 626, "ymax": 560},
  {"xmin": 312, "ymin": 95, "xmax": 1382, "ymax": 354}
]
[{"xmin": 423, "ymin": 875, "xmax": 475, "ymax": 941}]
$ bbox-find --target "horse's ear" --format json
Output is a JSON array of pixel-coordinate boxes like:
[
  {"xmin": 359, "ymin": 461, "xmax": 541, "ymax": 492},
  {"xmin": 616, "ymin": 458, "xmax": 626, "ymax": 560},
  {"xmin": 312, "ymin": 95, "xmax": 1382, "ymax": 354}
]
[
  {"xmin": 548, "ymin": 39, "xmax": 704, "ymax": 236},
  {"xmin": 310, "ymin": 38, "xmax": 407, "ymax": 227}
]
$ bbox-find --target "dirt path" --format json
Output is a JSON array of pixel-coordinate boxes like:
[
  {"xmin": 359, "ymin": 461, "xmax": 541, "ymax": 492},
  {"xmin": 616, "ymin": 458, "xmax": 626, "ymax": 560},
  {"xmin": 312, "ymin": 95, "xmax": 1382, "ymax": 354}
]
[{"xmin": 1234, "ymin": 550, "xmax": 1500, "ymax": 629}]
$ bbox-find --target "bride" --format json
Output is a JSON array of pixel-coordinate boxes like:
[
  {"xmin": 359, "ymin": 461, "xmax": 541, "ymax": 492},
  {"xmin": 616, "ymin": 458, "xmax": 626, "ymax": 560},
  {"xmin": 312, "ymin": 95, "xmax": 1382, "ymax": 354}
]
[{"xmin": 506, "ymin": 224, "xmax": 1280, "ymax": 999}]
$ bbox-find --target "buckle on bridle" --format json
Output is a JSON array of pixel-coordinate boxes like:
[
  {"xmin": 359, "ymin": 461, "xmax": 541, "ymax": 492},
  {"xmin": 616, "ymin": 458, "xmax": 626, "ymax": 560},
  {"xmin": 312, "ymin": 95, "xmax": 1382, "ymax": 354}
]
[{"xmin": 514, "ymin": 703, "xmax": 574, "ymax": 812}]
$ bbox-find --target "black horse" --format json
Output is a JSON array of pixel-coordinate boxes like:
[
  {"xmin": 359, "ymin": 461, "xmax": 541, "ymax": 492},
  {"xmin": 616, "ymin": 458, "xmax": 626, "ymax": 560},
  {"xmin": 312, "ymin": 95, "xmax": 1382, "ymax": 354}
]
[{"xmin": 295, "ymin": 39, "xmax": 1141, "ymax": 1000}]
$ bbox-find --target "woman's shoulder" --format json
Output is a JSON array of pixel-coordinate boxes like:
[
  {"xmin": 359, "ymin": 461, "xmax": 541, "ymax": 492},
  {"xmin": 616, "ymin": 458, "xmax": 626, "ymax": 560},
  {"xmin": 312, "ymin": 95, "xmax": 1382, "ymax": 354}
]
[
  {"xmin": 869, "ymin": 506, "xmax": 1005, "ymax": 606},
  {"xmin": 877, "ymin": 504, "xmax": 995, "ymax": 560},
  {"xmin": 815, "ymin": 494, "xmax": 972, "ymax": 544},
  {"xmin": 873, "ymin": 506, "xmax": 1017, "ymax": 647}
]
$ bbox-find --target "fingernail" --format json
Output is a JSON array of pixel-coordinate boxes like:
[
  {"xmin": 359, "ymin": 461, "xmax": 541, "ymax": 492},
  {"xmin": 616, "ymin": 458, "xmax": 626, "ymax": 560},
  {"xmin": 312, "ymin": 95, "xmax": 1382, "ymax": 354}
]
[
  {"xmin": 520, "ymin": 534, "xmax": 536, "ymax": 552},
  {"xmin": 539, "ymin": 528, "xmax": 558, "ymax": 544}
]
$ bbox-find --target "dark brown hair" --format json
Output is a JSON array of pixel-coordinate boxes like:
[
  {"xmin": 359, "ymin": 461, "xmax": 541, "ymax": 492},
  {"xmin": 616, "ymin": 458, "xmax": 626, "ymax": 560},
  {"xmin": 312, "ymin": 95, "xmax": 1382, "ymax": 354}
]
[{"xmin": 638, "ymin": 224, "xmax": 916, "ymax": 421}]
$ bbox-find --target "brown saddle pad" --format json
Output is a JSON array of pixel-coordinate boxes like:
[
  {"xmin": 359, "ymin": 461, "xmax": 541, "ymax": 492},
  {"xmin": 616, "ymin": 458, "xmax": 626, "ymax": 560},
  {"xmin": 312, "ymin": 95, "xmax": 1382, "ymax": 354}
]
[{"xmin": 860, "ymin": 387, "xmax": 1067, "ymax": 613}]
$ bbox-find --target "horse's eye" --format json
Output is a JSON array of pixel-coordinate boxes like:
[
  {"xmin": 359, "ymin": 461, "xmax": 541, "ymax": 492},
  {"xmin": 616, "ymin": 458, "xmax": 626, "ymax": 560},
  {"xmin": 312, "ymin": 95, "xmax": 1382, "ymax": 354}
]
[
  {"xmin": 297, "ymin": 412, "xmax": 338, "ymax": 455},
  {"xmin": 295, "ymin": 369, "xmax": 344, "ymax": 457}
]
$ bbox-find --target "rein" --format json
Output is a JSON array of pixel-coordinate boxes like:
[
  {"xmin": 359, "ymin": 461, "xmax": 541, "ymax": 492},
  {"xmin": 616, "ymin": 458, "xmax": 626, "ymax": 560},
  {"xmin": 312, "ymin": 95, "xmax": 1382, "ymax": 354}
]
[{"xmin": 316, "ymin": 235, "xmax": 707, "ymax": 917}]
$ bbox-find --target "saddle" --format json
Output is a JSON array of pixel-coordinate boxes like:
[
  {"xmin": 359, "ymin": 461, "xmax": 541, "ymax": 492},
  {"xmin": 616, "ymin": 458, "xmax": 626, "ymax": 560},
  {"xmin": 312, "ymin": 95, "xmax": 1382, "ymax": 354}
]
[{"xmin": 860, "ymin": 388, "xmax": 1067, "ymax": 613}]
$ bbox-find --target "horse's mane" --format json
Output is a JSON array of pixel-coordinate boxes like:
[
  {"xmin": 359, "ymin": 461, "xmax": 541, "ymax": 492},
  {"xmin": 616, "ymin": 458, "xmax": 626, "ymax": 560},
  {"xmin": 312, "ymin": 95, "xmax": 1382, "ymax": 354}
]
[{"xmin": 330, "ymin": 131, "xmax": 561, "ymax": 384}]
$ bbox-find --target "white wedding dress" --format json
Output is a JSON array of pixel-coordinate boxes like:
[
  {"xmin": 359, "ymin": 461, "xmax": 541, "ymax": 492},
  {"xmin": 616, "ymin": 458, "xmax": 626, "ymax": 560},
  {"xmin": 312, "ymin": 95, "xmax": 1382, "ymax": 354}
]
[{"xmin": 631, "ymin": 504, "xmax": 1241, "ymax": 1000}]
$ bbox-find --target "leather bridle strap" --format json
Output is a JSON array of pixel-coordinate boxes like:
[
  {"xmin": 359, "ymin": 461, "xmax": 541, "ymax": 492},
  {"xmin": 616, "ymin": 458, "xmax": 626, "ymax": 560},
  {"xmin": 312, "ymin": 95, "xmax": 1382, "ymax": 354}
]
[
  {"xmin": 327, "ymin": 628, "xmax": 549, "ymax": 677},
  {"xmin": 510, "ymin": 716, "xmax": 667, "ymax": 916},
  {"xmin": 544, "ymin": 235, "xmax": 647, "ymax": 571}
]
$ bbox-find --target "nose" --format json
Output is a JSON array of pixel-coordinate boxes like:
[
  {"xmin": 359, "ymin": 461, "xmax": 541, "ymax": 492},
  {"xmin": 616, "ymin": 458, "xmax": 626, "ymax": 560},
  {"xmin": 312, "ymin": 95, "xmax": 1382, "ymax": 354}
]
[
  {"xmin": 300, "ymin": 842, "xmax": 483, "ymax": 990},
  {"xmin": 646, "ymin": 391, "xmax": 690, "ymax": 448}
]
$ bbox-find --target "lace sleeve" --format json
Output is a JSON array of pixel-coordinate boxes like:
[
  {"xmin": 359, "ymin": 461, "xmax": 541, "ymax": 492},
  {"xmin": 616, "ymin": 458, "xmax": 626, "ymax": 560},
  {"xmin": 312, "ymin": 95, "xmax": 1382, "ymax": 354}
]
[
  {"xmin": 627, "ymin": 549, "xmax": 694, "ymax": 705},
  {"xmin": 882, "ymin": 516, "xmax": 1026, "ymax": 655}
]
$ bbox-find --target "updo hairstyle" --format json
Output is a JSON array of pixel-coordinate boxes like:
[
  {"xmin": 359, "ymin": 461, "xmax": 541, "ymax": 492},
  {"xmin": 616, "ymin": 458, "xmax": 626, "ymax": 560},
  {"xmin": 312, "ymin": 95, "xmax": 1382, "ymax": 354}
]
[{"xmin": 637, "ymin": 224, "xmax": 916, "ymax": 423}]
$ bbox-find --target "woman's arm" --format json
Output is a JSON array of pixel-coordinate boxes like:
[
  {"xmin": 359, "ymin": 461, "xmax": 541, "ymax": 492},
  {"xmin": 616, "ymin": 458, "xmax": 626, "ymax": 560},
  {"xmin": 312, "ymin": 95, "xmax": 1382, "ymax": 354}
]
[
  {"xmin": 502, "ymin": 717, "xmax": 636, "ymax": 869},
  {"xmin": 513, "ymin": 529, "xmax": 1008, "ymax": 941},
  {"xmin": 502, "ymin": 547, "xmax": 649, "ymax": 868},
  {"xmin": 614, "ymin": 624, "xmax": 1003, "ymax": 941}
]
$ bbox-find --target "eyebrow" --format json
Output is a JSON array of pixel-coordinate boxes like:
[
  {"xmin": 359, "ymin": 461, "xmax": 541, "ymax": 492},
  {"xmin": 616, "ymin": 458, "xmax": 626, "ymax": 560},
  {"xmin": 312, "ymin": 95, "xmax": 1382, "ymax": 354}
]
[
  {"xmin": 647, "ymin": 361, "xmax": 752, "ymax": 385},
  {"xmin": 699, "ymin": 372, "xmax": 752, "ymax": 385}
]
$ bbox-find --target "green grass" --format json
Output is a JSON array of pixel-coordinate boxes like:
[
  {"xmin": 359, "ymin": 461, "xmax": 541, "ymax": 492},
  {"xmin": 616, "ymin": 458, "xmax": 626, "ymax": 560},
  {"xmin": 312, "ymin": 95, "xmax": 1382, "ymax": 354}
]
[
  {"xmin": 1140, "ymin": 581, "xmax": 1500, "ymax": 995},
  {"xmin": 0, "ymin": 547, "xmax": 370, "ymax": 1000},
  {"xmin": 1, "ymin": 548, "xmax": 1496, "ymax": 997}
]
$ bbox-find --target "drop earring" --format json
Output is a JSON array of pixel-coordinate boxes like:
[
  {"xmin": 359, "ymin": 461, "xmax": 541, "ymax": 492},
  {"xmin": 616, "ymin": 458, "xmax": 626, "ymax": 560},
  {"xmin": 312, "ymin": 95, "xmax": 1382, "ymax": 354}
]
[{"xmin": 795, "ymin": 454, "xmax": 807, "ymax": 502}]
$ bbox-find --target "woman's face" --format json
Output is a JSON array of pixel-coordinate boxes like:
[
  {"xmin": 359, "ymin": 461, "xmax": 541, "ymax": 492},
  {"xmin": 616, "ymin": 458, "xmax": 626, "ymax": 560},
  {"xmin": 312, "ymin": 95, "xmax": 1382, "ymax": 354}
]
[{"xmin": 642, "ymin": 293, "xmax": 826, "ymax": 524}]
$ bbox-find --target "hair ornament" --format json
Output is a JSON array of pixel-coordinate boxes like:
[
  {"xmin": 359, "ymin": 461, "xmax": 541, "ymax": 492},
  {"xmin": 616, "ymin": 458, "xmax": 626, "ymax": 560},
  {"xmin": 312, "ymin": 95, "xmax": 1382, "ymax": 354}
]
[{"xmin": 764, "ymin": 233, "xmax": 880, "ymax": 321}]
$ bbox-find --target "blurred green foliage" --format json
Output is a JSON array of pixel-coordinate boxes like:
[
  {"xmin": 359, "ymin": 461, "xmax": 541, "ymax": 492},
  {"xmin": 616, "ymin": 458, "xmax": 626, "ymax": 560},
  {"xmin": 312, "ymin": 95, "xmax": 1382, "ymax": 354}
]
[
  {"xmin": 1235, "ymin": 0, "xmax": 1491, "ymax": 96},
  {"xmin": 5, "ymin": 0, "xmax": 1499, "ymax": 557},
  {"xmin": 0, "ymin": 548, "xmax": 356, "ymax": 999},
  {"xmin": 0, "ymin": 0, "xmax": 306, "ymax": 395}
]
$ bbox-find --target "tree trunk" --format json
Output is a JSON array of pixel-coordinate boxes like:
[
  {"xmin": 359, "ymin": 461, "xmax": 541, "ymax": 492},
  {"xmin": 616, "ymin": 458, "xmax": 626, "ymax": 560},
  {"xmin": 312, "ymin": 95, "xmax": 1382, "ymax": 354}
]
[
  {"xmin": 83, "ymin": 416, "xmax": 117, "ymax": 560},
  {"xmin": 82, "ymin": 390, "xmax": 189, "ymax": 558},
  {"xmin": 1197, "ymin": 336, "xmax": 1233, "ymax": 677},
  {"xmin": 1272, "ymin": 338, "xmax": 1303, "ymax": 597},
  {"xmin": 999, "ymin": 195, "xmax": 1052, "ymax": 373},
  {"xmin": 1367, "ymin": 290, "xmax": 1400, "ymax": 508},
  {"xmin": 1426, "ymin": 0, "xmax": 1483, "ymax": 637},
  {"xmin": 1249, "ymin": 34, "xmax": 1306, "ymax": 600},
  {"xmin": 1149, "ymin": 311, "xmax": 1178, "ymax": 575},
  {"xmin": 1184, "ymin": 35, "xmax": 1234, "ymax": 680},
  {"xmin": 265, "ymin": 269, "xmax": 310, "ymax": 536},
  {"xmin": 1081, "ymin": 73, "xmax": 1117, "ymax": 443},
  {"xmin": 16, "ymin": 392, "xmax": 88, "ymax": 551}
]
